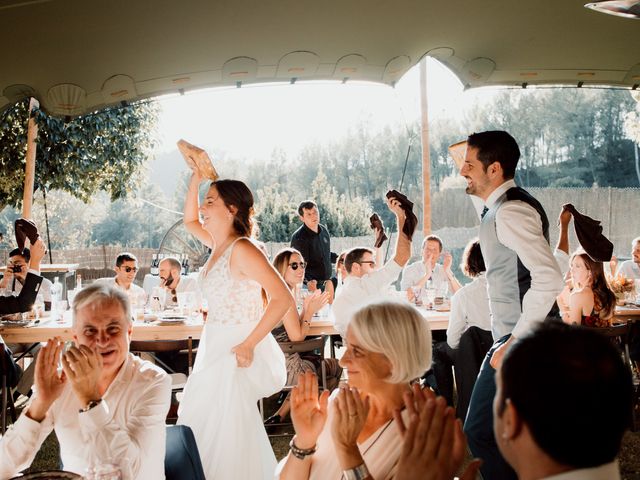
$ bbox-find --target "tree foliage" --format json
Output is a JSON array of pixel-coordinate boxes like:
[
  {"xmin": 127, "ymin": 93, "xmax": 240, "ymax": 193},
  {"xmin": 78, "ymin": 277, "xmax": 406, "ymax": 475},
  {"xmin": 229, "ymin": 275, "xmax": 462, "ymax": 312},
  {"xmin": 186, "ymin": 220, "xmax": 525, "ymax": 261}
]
[{"xmin": 0, "ymin": 98, "xmax": 160, "ymax": 210}]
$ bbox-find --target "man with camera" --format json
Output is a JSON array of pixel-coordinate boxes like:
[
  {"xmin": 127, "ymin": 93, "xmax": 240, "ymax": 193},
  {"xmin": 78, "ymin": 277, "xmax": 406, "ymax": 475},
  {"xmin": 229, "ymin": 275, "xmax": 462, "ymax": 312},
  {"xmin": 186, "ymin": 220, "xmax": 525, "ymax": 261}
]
[
  {"xmin": 1, "ymin": 247, "xmax": 52, "ymax": 310},
  {"xmin": 0, "ymin": 239, "xmax": 45, "ymax": 316}
]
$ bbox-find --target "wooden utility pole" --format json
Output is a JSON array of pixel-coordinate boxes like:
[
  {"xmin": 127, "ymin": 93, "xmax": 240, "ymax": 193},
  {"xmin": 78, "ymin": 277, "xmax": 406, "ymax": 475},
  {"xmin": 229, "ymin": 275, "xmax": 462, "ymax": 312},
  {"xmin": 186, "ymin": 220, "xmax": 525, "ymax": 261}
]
[
  {"xmin": 22, "ymin": 97, "xmax": 39, "ymax": 219},
  {"xmin": 419, "ymin": 58, "xmax": 431, "ymax": 234}
]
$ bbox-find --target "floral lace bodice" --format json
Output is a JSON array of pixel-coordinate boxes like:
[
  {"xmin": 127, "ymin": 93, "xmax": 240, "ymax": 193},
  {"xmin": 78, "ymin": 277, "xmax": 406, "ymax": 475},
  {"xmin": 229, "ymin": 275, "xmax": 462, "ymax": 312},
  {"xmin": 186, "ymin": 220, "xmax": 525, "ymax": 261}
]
[{"xmin": 198, "ymin": 238, "xmax": 264, "ymax": 325}]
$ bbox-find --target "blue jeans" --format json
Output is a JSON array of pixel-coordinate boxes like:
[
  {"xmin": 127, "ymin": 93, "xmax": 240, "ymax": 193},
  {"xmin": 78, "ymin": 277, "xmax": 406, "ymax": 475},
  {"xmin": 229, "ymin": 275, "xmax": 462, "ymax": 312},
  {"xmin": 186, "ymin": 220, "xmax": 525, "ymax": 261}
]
[{"xmin": 464, "ymin": 335, "xmax": 517, "ymax": 480}]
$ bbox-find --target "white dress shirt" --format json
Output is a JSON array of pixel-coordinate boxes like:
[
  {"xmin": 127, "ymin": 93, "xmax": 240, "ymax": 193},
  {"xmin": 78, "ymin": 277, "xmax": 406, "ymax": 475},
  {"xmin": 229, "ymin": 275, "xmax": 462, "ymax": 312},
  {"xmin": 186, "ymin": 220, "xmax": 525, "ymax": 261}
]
[
  {"xmin": 400, "ymin": 262, "xmax": 448, "ymax": 293},
  {"xmin": 446, "ymin": 274, "xmax": 492, "ymax": 349},
  {"xmin": 541, "ymin": 461, "xmax": 620, "ymax": 480},
  {"xmin": 618, "ymin": 260, "xmax": 640, "ymax": 279},
  {"xmin": 332, "ymin": 260, "xmax": 403, "ymax": 337},
  {"xmin": 0, "ymin": 354, "xmax": 171, "ymax": 480},
  {"xmin": 485, "ymin": 179, "xmax": 564, "ymax": 339}
]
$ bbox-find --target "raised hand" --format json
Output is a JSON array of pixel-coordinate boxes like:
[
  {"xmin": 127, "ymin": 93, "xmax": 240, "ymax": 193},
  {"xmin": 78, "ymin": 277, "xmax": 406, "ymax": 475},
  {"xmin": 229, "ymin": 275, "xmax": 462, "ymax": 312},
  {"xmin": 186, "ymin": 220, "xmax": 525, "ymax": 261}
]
[
  {"xmin": 29, "ymin": 238, "xmax": 47, "ymax": 270},
  {"xmin": 442, "ymin": 252, "xmax": 453, "ymax": 272},
  {"xmin": 303, "ymin": 290, "xmax": 330, "ymax": 316},
  {"xmin": 28, "ymin": 337, "xmax": 67, "ymax": 422},
  {"xmin": 231, "ymin": 341, "xmax": 255, "ymax": 368},
  {"xmin": 290, "ymin": 371, "xmax": 329, "ymax": 449},
  {"xmin": 331, "ymin": 386, "xmax": 370, "ymax": 451},
  {"xmin": 61, "ymin": 344, "xmax": 103, "ymax": 406}
]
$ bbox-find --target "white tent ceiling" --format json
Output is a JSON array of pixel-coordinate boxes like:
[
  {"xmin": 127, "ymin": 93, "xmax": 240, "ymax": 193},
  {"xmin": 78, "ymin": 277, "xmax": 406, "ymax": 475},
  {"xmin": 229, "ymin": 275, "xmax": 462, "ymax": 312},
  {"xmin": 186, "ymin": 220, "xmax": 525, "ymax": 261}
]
[{"xmin": 1, "ymin": 0, "xmax": 639, "ymax": 116}]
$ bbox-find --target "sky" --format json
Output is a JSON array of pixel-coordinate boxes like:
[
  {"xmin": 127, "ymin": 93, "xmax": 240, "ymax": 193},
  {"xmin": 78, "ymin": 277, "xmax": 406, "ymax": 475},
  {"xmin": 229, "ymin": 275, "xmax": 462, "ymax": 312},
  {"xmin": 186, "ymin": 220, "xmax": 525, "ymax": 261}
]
[{"xmin": 154, "ymin": 58, "xmax": 471, "ymax": 161}]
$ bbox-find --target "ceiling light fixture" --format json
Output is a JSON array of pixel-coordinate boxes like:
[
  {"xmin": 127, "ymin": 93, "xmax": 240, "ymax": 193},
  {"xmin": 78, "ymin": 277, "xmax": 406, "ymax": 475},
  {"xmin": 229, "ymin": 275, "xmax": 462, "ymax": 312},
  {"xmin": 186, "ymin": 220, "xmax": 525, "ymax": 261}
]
[{"xmin": 584, "ymin": 0, "xmax": 640, "ymax": 19}]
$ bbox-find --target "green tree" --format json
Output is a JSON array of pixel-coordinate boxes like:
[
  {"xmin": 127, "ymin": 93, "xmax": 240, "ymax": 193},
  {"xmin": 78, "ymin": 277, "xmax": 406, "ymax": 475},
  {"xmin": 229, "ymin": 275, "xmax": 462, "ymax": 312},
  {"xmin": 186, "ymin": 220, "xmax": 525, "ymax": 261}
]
[{"xmin": 0, "ymin": 99, "xmax": 160, "ymax": 210}]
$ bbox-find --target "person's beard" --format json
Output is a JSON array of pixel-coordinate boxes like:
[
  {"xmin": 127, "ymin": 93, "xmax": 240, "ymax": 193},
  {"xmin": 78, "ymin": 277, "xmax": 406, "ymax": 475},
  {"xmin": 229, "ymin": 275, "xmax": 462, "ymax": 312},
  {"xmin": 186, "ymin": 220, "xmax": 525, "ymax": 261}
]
[{"xmin": 162, "ymin": 274, "xmax": 174, "ymax": 288}]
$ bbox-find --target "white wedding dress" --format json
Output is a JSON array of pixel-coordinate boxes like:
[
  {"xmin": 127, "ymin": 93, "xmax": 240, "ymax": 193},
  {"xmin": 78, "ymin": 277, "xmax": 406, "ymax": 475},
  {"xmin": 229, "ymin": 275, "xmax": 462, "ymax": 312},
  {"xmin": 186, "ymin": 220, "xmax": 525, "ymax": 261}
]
[{"xmin": 177, "ymin": 238, "xmax": 286, "ymax": 479}]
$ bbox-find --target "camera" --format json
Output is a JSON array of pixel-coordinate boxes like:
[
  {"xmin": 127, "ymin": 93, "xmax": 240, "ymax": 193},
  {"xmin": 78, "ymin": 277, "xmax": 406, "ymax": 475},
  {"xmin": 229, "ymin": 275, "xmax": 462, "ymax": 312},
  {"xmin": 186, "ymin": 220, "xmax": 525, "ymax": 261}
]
[{"xmin": 11, "ymin": 265, "xmax": 23, "ymax": 273}]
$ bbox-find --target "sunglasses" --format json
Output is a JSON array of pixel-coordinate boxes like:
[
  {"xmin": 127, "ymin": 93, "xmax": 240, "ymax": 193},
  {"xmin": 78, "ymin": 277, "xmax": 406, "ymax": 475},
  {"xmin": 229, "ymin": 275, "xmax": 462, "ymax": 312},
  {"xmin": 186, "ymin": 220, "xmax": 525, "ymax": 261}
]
[
  {"xmin": 171, "ymin": 288, "xmax": 177, "ymax": 303},
  {"xmin": 121, "ymin": 266, "xmax": 139, "ymax": 273},
  {"xmin": 357, "ymin": 261, "xmax": 376, "ymax": 266},
  {"xmin": 289, "ymin": 262, "xmax": 306, "ymax": 270}
]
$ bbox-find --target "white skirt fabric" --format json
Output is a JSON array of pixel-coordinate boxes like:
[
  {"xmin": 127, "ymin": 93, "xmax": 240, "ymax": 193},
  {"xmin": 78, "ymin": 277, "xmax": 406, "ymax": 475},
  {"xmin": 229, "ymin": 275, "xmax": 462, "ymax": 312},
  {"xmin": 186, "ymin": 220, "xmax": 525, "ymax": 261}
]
[{"xmin": 177, "ymin": 321, "xmax": 286, "ymax": 479}]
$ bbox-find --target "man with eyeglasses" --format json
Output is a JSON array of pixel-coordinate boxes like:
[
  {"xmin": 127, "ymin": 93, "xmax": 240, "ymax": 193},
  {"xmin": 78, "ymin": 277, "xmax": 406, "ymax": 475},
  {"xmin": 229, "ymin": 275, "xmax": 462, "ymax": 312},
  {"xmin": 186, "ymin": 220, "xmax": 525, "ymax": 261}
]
[
  {"xmin": 95, "ymin": 252, "xmax": 147, "ymax": 308},
  {"xmin": 331, "ymin": 197, "xmax": 411, "ymax": 337},
  {"xmin": 158, "ymin": 256, "xmax": 200, "ymax": 309}
]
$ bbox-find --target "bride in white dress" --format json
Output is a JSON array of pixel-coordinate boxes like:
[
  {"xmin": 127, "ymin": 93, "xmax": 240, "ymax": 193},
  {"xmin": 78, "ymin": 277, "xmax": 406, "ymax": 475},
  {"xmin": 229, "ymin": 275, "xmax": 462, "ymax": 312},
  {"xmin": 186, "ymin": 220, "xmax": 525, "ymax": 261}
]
[{"xmin": 177, "ymin": 145, "xmax": 294, "ymax": 479}]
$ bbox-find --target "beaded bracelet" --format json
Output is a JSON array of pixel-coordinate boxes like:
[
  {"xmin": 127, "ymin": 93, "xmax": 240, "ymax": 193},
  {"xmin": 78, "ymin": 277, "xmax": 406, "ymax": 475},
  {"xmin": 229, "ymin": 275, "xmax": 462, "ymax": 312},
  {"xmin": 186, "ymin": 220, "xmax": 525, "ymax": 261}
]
[{"xmin": 289, "ymin": 437, "xmax": 317, "ymax": 460}]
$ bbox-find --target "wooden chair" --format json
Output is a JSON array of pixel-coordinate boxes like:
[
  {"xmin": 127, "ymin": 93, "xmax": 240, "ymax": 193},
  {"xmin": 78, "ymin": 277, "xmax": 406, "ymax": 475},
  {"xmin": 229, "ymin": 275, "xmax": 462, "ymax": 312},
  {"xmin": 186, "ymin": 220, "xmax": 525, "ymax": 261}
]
[{"xmin": 129, "ymin": 339, "xmax": 195, "ymax": 423}]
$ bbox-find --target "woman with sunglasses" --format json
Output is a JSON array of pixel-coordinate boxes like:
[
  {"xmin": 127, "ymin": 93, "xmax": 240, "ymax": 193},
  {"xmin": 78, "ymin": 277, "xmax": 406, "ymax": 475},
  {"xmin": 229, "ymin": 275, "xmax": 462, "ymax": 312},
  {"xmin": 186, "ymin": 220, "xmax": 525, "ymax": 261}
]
[
  {"xmin": 176, "ymin": 142, "xmax": 295, "ymax": 480},
  {"xmin": 265, "ymin": 248, "xmax": 343, "ymax": 425}
]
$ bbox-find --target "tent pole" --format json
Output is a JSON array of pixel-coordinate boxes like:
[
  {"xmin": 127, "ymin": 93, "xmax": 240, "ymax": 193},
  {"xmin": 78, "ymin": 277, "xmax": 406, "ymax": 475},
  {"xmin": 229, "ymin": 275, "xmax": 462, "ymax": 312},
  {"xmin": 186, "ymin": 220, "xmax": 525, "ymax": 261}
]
[
  {"xmin": 22, "ymin": 98, "xmax": 40, "ymax": 219},
  {"xmin": 419, "ymin": 58, "xmax": 431, "ymax": 235}
]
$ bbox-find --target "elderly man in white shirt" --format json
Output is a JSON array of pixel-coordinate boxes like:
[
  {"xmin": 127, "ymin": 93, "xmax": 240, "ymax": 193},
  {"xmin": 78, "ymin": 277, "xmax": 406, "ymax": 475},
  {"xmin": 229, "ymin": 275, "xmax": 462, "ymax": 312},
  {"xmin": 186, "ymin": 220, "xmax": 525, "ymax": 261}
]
[
  {"xmin": 400, "ymin": 234, "xmax": 461, "ymax": 299},
  {"xmin": 0, "ymin": 283, "xmax": 171, "ymax": 479},
  {"xmin": 332, "ymin": 197, "xmax": 411, "ymax": 337}
]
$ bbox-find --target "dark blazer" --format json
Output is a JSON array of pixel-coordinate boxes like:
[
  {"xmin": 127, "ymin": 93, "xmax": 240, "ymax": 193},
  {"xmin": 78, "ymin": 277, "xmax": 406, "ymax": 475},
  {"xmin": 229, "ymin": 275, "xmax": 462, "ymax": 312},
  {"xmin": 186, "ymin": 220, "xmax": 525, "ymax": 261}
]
[{"xmin": 0, "ymin": 272, "xmax": 43, "ymax": 315}]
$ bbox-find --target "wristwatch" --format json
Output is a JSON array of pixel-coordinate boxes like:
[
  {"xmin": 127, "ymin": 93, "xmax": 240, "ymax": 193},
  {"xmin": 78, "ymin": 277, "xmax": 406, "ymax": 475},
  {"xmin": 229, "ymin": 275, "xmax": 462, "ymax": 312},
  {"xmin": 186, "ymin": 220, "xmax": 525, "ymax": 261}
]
[
  {"xmin": 79, "ymin": 399, "xmax": 102, "ymax": 413},
  {"xmin": 343, "ymin": 463, "xmax": 370, "ymax": 480}
]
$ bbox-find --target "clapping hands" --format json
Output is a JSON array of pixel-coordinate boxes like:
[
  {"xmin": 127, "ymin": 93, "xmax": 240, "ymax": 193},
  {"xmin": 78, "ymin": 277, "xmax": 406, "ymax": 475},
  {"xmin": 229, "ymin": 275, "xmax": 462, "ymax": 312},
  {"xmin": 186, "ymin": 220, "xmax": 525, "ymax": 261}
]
[{"xmin": 394, "ymin": 384, "xmax": 481, "ymax": 480}]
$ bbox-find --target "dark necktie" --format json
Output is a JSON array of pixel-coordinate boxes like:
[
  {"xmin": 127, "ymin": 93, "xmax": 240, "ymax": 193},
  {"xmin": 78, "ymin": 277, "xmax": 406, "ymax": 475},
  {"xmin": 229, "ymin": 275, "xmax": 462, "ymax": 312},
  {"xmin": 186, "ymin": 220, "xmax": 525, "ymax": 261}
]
[{"xmin": 481, "ymin": 206, "xmax": 489, "ymax": 219}]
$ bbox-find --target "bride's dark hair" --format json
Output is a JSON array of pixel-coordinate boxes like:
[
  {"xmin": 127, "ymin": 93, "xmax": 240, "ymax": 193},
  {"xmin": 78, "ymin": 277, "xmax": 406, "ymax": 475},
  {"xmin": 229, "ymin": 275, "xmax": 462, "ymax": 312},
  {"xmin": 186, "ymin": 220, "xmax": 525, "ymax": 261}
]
[{"xmin": 212, "ymin": 179, "xmax": 254, "ymax": 237}]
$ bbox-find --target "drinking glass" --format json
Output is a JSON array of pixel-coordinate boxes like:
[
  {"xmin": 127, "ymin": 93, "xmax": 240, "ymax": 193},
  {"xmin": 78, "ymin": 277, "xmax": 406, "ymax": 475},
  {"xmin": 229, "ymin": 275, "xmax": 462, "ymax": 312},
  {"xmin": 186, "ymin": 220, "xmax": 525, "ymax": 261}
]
[
  {"xmin": 410, "ymin": 286, "xmax": 422, "ymax": 306},
  {"xmin": 423, "ymin": 288, "xmax": 437, "ymax": 310}
]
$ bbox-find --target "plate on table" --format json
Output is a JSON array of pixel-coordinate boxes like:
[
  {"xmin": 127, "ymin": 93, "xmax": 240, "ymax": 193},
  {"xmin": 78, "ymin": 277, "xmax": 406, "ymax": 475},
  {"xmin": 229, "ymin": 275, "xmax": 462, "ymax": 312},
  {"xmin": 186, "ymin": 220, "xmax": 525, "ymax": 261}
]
[
  {"xmin": 158, "ymin": 314, "xmax": 187, "ymax": 325},
  {"xmin": 10, "ymin": 471, "xmax": 82, "ymax": 479},
  {"xmin": 435, "ymin": 305, "xmax": 450, "ymax": 312},
  {"xmin": 0, "ymin": 313, "xmax": 30, "ymax": 326}
]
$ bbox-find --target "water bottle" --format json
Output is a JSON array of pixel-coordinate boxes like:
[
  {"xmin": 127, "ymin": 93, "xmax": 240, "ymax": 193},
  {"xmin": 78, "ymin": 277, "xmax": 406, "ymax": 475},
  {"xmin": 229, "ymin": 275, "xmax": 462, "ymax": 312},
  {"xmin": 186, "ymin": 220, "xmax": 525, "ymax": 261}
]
[
  {"xmin": 51, "ymin": 277, "xmax": 62, "ymax": 303},
  {"xmin": 150, "ymin": 254, "xmax": 159, "ymax": 276}
]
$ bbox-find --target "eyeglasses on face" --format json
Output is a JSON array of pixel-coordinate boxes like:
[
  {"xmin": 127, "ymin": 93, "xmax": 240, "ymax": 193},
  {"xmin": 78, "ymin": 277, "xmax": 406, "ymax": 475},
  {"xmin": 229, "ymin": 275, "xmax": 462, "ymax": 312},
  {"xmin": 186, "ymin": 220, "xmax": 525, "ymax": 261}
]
[
  {"xmin": 120, "ymin": 266, "xmax": 139, "ymax": 273},
  {"xmin": 289, "ymin": 262, "xmax": 306, "ymax": 270}
]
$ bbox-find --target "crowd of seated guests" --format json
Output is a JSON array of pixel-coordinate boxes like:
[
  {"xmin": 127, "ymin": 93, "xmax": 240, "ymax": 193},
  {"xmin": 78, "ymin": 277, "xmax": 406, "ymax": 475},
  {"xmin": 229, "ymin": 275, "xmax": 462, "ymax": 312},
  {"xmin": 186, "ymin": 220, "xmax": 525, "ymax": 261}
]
[{"xmin": 1, "ymin": 200, "xmax": 637, "ymax": 479}]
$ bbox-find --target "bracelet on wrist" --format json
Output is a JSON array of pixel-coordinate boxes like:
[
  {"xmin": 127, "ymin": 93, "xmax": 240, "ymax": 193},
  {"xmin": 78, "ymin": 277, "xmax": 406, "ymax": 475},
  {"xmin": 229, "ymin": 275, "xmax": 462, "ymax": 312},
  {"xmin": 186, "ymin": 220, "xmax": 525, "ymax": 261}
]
[
  {"xmin": 343, "ymin": 463, "xmax": 370, "ymax": 480},
  {"xmin": 289, "ymin": 437, "xmax": 316, "ymax": 460}
]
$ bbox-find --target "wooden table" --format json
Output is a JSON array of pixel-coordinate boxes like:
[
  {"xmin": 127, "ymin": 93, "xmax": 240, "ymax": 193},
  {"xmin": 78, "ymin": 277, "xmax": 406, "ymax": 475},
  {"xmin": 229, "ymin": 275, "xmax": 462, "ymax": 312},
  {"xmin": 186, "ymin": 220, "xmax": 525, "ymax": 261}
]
[
  {"xmin": 614, "ymin": 305, "xmax": 640, "ymax": 322},
  {"xmin": 0, "ymin": 309, "xmax": 450, "ymax": 344},
  {"xmin": 0, "ymin": 318, "xmax": 204, "ymax": 343}
]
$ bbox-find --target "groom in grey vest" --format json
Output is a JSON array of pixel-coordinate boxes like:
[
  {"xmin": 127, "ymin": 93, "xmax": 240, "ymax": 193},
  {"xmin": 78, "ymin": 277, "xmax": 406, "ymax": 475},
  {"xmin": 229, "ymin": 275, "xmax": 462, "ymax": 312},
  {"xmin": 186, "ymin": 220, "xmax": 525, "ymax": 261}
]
[{"xmin": 460, "ymin": 131, "xmax": 564, "ymax": 480}]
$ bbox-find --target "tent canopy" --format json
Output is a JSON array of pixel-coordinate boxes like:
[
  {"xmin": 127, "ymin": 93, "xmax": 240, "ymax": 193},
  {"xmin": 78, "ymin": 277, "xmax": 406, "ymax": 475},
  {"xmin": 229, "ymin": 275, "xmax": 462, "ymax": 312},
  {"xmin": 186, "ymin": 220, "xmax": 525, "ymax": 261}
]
[{"xmin": 2, "ymin": 0, "xmax": 638, "ymax": 116}]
